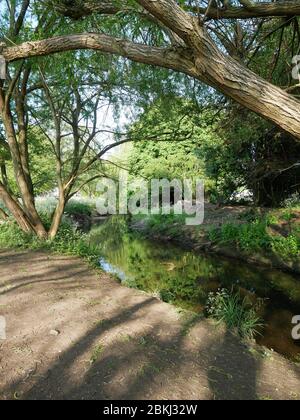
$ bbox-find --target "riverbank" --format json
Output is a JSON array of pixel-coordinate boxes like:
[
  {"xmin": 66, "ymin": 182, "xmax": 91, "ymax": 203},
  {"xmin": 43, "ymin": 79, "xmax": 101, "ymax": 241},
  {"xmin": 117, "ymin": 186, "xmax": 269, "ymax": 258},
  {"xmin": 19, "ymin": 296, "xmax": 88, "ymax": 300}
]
[
  {"xmin": 1, "ymin": 210, "xmax": 300, "ymax": 359},
  {"xmin": 131, "ymin": 204, "xmax": 300, "ymax": 275},
  {"xmin": 1, "ymin": 249, "xmax": 300, "ymax": 400}
]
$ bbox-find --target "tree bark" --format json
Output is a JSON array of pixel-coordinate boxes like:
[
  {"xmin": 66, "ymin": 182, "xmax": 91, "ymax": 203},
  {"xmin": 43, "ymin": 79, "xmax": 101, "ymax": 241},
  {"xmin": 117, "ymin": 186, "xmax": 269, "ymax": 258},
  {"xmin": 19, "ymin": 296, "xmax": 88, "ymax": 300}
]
[
  {"xmin": 48, "ymin": 191, "xmax": 66, "ymax": 240},
  {"xmin": 3, "ymin": 31, "xmax": 300, "ymax": 140},
  {"xmin": 195, "ymin": 2, "xmax": 300, "ymax": 20},
  {"xmin": 0, "ymin": 181, "xmax": 35, "ymax": 233},
  {"xmin": 0, "ymin": 207, "xmax": 9, "ymax": 220},
  {"xmin": 0, "ymin": 74, "xmax": 47, "ymax": 239},
  {"xmin": 55, "ymin": 0, "xmax": 300, "ymax": 20},
  {"xmin": 0, "ymin": 108, "xmax": 47, "ymax": 238}
]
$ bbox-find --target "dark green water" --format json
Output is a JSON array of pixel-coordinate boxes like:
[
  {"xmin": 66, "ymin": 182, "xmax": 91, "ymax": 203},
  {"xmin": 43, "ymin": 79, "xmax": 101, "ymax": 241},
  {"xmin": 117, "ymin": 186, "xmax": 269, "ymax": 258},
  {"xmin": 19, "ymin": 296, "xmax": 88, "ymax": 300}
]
[{"xmin": 89, "ymin": 217, "xmax": 300, "ymax": 361}]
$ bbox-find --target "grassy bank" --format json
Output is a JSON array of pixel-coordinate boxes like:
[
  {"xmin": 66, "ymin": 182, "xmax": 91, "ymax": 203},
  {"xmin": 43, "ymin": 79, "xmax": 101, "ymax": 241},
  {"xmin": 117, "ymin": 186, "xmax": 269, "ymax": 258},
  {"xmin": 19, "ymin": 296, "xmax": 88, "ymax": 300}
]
[
  {"xmin": 0, "ymin": 217, "xmax": 100, "ymax": 268},
  {"xmin": 208, "ymin": 209, "xmax": 300, "ymax": 259},
  {"xmin": 131, "ymin": 205, "xmax": 300, "ymax": 273}
]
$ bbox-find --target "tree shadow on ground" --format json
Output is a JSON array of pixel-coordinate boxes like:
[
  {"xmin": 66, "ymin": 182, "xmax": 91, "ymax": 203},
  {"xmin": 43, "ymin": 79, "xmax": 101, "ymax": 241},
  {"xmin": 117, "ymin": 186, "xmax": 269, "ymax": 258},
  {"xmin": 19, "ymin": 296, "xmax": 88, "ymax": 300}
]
[
  {"xmin": 1, "ymin": 250, "xmax": 300, "ymax": 400},
  {"xmin": 207, "ymin": 329, "xmax": 258, "ymax": 400},
  {"xmin": 2, "ymin": 304, "xmax": 262, "ymax": 400}
]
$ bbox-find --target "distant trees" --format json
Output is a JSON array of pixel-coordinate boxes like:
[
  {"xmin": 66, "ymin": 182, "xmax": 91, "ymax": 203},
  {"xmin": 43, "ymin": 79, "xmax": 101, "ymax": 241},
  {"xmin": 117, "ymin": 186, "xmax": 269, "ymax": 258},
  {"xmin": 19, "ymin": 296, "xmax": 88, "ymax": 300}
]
[
  {"xmin": 128, "ymin": 96, "xmax": 300, "ymax": 207},
  {"xmin": 128, "ymin": 96, "xmax": 217, "ymax": 191}
]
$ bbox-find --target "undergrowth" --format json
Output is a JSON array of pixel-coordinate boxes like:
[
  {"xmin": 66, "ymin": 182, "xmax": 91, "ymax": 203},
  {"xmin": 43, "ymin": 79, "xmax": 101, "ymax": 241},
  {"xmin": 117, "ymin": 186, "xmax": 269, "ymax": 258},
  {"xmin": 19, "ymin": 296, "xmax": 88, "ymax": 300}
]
[
  {"xmin": 209, "ymin": 213, "xmax": 300, "ymax": 259},
  {"xmin": 0, "ymin": 218, "xmax": 99, "ymax": 268},
  {"xmin": 206, "ymin": 288, "xmax": 263, "ymax": 340}
]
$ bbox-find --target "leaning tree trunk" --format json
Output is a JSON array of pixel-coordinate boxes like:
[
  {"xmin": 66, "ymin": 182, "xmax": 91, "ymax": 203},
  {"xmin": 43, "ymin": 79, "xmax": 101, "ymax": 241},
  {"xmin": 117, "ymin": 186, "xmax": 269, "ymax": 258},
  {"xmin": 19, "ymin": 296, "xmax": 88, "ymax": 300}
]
[
  {"xmin": 0, "ymin": 207, "xmax": 8, "ymax": 220},
  {"xmin": 48, "ymin": 191, "xmax": 66, "ymax": 240},
  {"xmin": 0, "ymin": 181, "xmax": 35, "ymax": 233},
  {"xmin": 4, "ymin": 29, "xmax": 300, "ymax": 140},
  {"xmin": 0, "ymin": 102, "xmax": 47, "ymax": 238}
]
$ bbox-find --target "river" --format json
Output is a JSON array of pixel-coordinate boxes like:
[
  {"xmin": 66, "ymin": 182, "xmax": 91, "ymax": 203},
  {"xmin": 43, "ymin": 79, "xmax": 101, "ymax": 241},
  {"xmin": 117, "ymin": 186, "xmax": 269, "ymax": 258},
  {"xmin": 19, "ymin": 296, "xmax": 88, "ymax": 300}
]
[{"xmin": 89, "ymin": 216, "xmax": 300, "ymax": 361}]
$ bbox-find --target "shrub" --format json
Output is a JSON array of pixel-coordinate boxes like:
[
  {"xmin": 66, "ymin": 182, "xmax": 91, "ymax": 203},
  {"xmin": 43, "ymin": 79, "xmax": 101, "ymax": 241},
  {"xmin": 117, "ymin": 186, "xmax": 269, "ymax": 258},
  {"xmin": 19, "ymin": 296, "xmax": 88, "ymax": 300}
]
[
  {"xmin": 209, "ymin": 221, "xmax": 272, "ymax": 253},
  {"xmin": 35, "ymin": 197, "xmax": 95, "ymax": 218},
  {"xmin": 65, "ymin": 200, "xmax": 94, "ymax": 217},
  {"xmin": 283, "ymin": 193, "xmax": 300, "ymax": 208},
  {"xmin": 271, "ymin": 235, "xmax": 299, "ymax": 258},
  {"xmin": 206, "ymin": 288, "xmax": 263, "ymax": 340},
  {"xmin": 209, "ymin": 217, "xmax": 300, "ymax": 259},
  {"xmin": 0, "ymin": 218, "xmax": 99, "ymax": 267}
]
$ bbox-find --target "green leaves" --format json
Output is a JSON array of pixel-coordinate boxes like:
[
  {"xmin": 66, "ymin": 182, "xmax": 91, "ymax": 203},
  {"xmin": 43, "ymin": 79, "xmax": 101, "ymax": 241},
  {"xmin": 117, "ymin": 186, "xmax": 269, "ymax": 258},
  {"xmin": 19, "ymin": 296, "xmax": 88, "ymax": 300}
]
[
  {"xmin": 206, "ymin": 288, "xmax": 263, "ymax": 340},
  {"xmin": 128, "ymin": 96, "xmax": 220, "ymax": 188}
]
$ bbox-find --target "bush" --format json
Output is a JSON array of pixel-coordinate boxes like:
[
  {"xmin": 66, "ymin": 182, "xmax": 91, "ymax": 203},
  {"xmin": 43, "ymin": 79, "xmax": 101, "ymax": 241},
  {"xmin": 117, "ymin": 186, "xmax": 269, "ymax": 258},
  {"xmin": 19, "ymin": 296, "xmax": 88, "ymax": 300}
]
[
  {"xmin": 271, "ymin": 235, "xmax": 299, "ymax": 258},
  {"xmin": 35, "ymin": 197, "xmax": 95, "ymax": 218},
  {"xmin": 209, "ymin": 216, "xmax": 300, "ymax": 259},
  {"xmin": 0, "ymin": 218, "xmax": 99, "ymax": 267},
  {"xmin": 65, "ymin": 200, "xmax": 94, "ymax": 217},
  {"xmin": 206, "ymin": 289, "xmax": 263, "ymax": 340},
  {"xmin": 209, "ymin": 220, "xmax": 272, "ymax": 252}
]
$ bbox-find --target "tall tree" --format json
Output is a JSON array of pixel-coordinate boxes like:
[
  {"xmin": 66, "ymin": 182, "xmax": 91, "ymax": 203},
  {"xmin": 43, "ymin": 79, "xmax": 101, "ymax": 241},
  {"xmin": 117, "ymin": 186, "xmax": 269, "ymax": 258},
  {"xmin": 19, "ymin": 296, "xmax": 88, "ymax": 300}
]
[
  {"xmin": 2, "ymin": 1, "xmax": 300, "ymax": 138},
  {"xmin": 1, "ymin": 0, "xmax": 300, "ymax": 237}
]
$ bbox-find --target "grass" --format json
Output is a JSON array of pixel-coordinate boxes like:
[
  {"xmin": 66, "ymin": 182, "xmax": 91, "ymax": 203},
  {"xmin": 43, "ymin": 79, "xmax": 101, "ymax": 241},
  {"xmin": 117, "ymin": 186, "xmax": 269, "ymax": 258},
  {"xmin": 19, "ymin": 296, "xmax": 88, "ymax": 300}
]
[
  {"xmin": 208, "ymin": 210, "xmax": 300, "ymax": 259},
  {"xmin": 35, "ymin": 197, "xmax": 96, "ymax": 218},
  {"xmin": 90, "ymin": 344, "xmax": 104, "ymax": 365},
  {"xmin": 0, "ymin": 217, "xmax": 100, "ymax": 268},
  {"xmin": 140, "ymin": 213, "xmax": 190, "ymax": 238},
  {"xmin": 206, "ymin": 288, "xmax": 263, "ymax": 340}
]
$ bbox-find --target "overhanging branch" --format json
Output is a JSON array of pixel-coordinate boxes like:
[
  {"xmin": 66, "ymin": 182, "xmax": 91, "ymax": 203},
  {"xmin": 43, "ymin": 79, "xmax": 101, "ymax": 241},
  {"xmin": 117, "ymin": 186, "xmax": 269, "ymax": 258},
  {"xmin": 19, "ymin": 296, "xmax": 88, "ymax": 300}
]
[
  {"xmin": 2, "ymin": 33, "xmax": 193, "ymax": 74},
  {"xmin": 193, "ymin": 1, "xmax": 300, "ymax": 20},
  {"xmin": 51, "ymin": 0, "xmax": 122, "ymax": 19}
]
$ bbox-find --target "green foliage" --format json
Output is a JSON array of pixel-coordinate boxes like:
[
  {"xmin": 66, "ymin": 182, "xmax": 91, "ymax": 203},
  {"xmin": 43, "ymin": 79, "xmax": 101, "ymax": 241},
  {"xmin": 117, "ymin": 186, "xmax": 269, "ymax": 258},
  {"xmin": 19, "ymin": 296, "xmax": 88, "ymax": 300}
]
[
  {"xmin": 271, "ymin": 235, "xmax": 299, "ymax": 259},
  {"xmin": 159, "ymin": 289, "xmax": 176, "ymax": 303},
  {"xmin": 209, "ymin": 214, "xmax": 300, "ymax": 259},
  {"xmin": 145, "ymin": 213, "xmax": 187, "ymax": 238},
  {"xmin": 4, "ymin": 127, "xmax": 57, "ymax": 196},
  {"xmin": 127, "ymin": 93, "xmax": 300, "ymax": 208},
  {"xmin": 206, "ymin": 289, "xmax": 263, "ymax": 340},
  {"xmin": 35, "ymin": 197, "xmax": 95, "ymax": 220},
  {"xmin": 209, "ymin": 221, "xmax": 271, "ymax": 253},
  {"xmin": 0, "ymin": 219, "xmax": 99, "ymax": 267},
  {"xmin": 219, "ymin": 112, "xmax": 300, "ymax": 206},
  {"xmin": 128, "ymin": 96, "xmax": 221, "ymax": 196},
  {"xmin": 65, "ymin": 201, "xmax": 94, "ymax": 217}
]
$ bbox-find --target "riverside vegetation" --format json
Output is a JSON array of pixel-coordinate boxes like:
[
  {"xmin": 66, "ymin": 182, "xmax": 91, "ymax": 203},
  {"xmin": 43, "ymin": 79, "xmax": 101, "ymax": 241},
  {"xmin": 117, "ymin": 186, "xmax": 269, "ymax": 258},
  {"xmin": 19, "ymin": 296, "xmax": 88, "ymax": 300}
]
[
  {"xmin": 135, "ymin": 205, "xmax": 300, "ymax": 270},
  {"xmin": 2, "ymin": 200, "xmax": 300, "ymax": 358}
]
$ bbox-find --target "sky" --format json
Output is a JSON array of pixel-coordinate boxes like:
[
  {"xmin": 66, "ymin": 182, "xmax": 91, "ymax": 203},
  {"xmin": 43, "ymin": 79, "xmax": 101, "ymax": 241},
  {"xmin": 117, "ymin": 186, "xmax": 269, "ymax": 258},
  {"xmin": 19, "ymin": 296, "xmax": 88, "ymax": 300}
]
[{"xmin": 96, "ymin": 104, "xmax": 134, "ymax": 158}]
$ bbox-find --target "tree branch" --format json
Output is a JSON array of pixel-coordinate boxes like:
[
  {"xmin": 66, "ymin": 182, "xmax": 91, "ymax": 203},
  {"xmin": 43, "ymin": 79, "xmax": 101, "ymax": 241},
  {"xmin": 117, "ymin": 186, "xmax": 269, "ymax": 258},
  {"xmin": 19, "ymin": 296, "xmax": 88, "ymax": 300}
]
[
  {"xmin": 14, "ymin": 0, "xmax": 30, "ymax": 36},
  {"xmin": 2, "ymin": 33, "xmax": 193, "ymax": 74},
  {"xmin": 3, "ymin": 20, "xmax": 300, "ymax": 140},
  {"xmin": 193, "ymin": 2, "xmax": 300, "ymax": 20},
  {"xmin": 51, "ymin": 0, "xmax": 121, "ymax": 19}
]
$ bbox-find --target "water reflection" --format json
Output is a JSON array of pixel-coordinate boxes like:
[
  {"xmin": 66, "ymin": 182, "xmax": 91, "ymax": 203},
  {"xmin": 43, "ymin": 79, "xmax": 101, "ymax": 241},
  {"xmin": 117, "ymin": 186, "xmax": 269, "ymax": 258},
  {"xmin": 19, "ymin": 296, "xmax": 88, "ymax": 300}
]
[{"xmin": 89, "ymin": 217, "xmax": 300, "ymax": 361}]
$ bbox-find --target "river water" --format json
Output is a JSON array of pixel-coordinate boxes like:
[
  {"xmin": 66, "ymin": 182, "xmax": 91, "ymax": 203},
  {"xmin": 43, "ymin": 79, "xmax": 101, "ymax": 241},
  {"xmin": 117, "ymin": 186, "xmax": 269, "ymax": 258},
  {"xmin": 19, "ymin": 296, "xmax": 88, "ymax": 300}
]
[{"xmin": 89, "ymin": 217, "xmax": 300, "ymax": 361}]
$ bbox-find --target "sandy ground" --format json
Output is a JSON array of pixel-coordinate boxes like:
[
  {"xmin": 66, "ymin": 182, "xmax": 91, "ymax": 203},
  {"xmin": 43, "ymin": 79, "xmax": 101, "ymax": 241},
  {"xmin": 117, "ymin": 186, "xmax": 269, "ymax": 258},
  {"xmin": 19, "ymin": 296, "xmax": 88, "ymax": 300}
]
[{"xmin": 0, "ymin": 249, "xmax": 300, "ymax": 400}]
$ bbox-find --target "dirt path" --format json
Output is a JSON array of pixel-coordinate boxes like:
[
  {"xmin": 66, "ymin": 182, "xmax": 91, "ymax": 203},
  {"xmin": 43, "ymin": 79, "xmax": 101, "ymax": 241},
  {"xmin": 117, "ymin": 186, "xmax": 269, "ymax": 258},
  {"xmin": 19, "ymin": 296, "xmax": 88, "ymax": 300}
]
[{"xmin": 0, "ymin": 250, "xmax": 300, "ymax": 400}]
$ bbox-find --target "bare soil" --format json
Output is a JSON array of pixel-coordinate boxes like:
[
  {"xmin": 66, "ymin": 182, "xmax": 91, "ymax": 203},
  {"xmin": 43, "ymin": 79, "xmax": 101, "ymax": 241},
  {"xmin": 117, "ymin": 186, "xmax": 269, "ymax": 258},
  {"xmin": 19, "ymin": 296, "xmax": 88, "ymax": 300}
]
[{"xmin": 0, "ymin": 249, "xmax": 300, "ymax": 400}]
